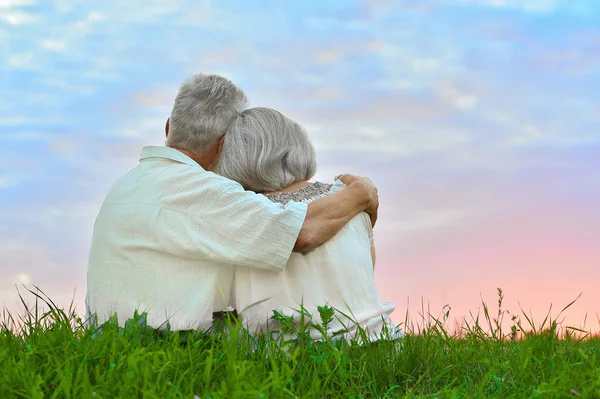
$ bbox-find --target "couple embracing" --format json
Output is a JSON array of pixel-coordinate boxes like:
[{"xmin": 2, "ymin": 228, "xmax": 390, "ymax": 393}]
[{"xmin": 86, "ymin": 74, "xmax": 402, "ymax": 343}]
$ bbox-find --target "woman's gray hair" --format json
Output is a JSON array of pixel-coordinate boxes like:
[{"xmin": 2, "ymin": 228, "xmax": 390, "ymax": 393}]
[
  {"xmin": 214, "ymin": 107, "xmax": 317, "ymax": 193},
  {"xmin": 166, "ymin": 74, "xmax": 247, "ymax": 154}
]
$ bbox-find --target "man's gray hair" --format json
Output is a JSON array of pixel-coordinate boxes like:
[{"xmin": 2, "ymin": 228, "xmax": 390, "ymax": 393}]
[
  {"xmin": 214, "ymin": 107, "xmax": 317, "ymax": 193},
  {"xmin": 166, "ymin": 74, "xmax": 247, "ymax": 154}
]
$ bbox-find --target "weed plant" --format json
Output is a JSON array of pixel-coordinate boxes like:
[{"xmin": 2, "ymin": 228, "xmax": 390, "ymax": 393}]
[{"xmin": 1, "ymin": 287, "xmax": 599, "ymax": 398}]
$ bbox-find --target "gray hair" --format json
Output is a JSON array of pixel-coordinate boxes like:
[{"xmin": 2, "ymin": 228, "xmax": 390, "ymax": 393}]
[
  {"xmin": 214, "ymin": 107, "xmax": 317, "ymax": 193},
  {"xmin": 166, "ymin": 74, "xmax": 247, "ymax": 154}
]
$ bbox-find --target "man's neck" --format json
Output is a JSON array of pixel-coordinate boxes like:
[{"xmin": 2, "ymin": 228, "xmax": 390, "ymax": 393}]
[{"xmin": 169, "ymin": 146, "xmax": 212, "ymax": 170}]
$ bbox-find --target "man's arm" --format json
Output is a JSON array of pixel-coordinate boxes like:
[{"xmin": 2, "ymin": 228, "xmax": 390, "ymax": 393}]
[
  {"xmin": 293, "ymin": 176, "xmax": 378, "ymax": 253},
  {"xmin": 180, "ymin": 171, "xmax": 377, "ymax": 271}
]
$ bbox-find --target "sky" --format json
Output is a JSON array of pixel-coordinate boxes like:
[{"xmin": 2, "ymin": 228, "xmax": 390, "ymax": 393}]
[{"xmin": 1, "ymin": 0, "xmax": 599, "ymax": 334}]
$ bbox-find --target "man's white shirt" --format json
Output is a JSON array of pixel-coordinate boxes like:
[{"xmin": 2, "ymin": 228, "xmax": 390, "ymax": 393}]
[{"xmin": 86, "ymin": 146, "xmax": 307, "ymax": 330}]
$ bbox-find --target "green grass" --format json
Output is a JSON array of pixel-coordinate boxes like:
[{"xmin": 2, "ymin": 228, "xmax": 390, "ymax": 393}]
[{"xmin": 1, "ymin": 287, "xmax": 600, "ymax": 398}]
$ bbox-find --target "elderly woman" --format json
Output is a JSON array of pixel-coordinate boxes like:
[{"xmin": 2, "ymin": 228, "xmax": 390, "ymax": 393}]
[{"xmin": 213, "ymin": 108, "xmax": 401, "ymax": 342}]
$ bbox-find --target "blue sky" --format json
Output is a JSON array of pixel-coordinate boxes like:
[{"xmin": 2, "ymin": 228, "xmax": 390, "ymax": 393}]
[{"xmin": 1, "ymin": 0, "xmax": 599, "ymax": 328}]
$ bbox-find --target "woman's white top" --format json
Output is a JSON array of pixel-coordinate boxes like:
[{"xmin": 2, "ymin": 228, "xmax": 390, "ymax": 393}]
[{"xmin": 231, "ymin": 181, "xmax": 402, "ymax": 342}]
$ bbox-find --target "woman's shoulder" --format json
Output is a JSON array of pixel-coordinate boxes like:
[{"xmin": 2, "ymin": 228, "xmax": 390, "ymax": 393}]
[
  {"xmin": 264, "ymin": 181, "xmax": 345, "ymax": 205},
  {"xmin": 328, "ymin": 179, "xmax": 347, "ymax": 193}
]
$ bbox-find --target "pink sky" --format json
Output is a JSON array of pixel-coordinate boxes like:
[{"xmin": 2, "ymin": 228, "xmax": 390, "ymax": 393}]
[{"xmin": 373, "ymin": 189, "xmax": 600, "ymax": 333}]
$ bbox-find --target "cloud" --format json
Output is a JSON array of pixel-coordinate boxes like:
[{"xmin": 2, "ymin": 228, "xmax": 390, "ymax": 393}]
[
  {"xmin": 451, "ymin": 0, "xmax": 560, "ymax": 12},
  {"xmin": 0, "ymin": 0, "xmax": 37, "ymax": 25},
  {"xmin": 378, "ymin": 209, "xmax": 473, "ymax": 233},
  {"xmin": 0, "ymin": 238, "xmax": 55, "ymax": 278},
  {"xmin": 0, "ymin": 10, "xmax": 35, "ymax": 25},
  {"xmin": 5, "ymin": 52, "xmax": 35, "ymax": 69},
  {"xmin": 0, "ymin": 204, "xmax": 95, "ymax": 312},
  {"xmin": 40, "ymin": 38, "xmax": 66, "ymax": 52},
  {"xmin": 507, "ymin": 125, "xmax": 548, "ymax": 146},
  {"xmin": 0, "ymin": 0, "xmax": 36, "ymax": 6},
  {"xmin": 436, "ymin": 84, "xmax": 479, "ymax": 110},
  {"xmin": 15, "ymin": 273, "xmax": 31, "ymax": 285}
]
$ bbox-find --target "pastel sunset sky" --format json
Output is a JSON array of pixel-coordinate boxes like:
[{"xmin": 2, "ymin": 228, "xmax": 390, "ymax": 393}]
[{"xmin": 1, "ymin": 0, "xmax": 599, "ymax": 332}]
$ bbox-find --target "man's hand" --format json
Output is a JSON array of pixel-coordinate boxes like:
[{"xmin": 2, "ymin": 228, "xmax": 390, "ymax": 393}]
[
  {"xmin": 295, "ymin": 174, "xmax": 380, "ymax": 253},
  {"xmin": 335, "ymin": 174, "xmax": 379, "ymax": 227}
]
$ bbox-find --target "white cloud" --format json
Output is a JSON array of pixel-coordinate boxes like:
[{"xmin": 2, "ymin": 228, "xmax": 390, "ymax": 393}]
[
  {"xmin": 72, "ymin": 11, "xmax": 106, "ymax": 33},
  {"xmin": 0, "ymin": 10, "xmax": 35, "ymax": 24},
  {"xmin": 40, "ymin": 77, "xmax": 97, "ymax": 96},
  {"xmin": 132, "ymin": 90, "xmax": 175, "ymax": 109},
  {"xmin": 454, "ymin": 0, "xmax": 560, "ymax": 12},
  {"xmin": 41, "ymin": 39, "xmax": 66, "ymax": 52},
  {"xmin": 370, "ymin": 41, "xmax": 458, "ymax": 83},
  {"xmin": 119, "ymin": 116, "xmax": 169, "ymax": 138},
  {"xmin": 437, "ymin": 84, "xmax": 479, "ymax": 110},
  {"xmin": 306, "ymin": 119, "xmax": 472, "ymax": 158},
  {"xmin": 374, "ymin": 77, "xmax": 412, "ymax": 89},
  {"xmin": 0, "ymin": 176, "xmax": 8, "ymax": 189},
  {"xmin": 0, "ymin": 0, "xmax": 37, "ymax": 24},
  {"xmin": 0, "ymin": 238, "xmax": 55, "ymax": 269},
  {"xmin": 0, "ymin": 0, "xmax": 37, "ymax": 7},
  {"xmin": 0, "ymin": 116, "xmax": 28, "ymax": 125},
  {"xmin": 508, "ymin": 125, "xmax": 548, "ymax": 146},
  {"xmin": 411, "ymin": 58, "xmax": 441, "ymax": 72},
  {"xmin": 15, "ymin": 273, "xmax": 31, "ymax": 285},
  {"xmin": 5, "ymin": 52, "xmax": 35, "ymax": 69},
  {"xmin": 379, "ymin": 209, "xmax": 473, "ymax": 233}
]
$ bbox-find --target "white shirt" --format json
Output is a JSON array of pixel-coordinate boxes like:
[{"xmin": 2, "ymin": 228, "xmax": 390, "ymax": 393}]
[
  {"xmin": 232, "ymin": 181, "xmax": 402, "ymax": 343},
  {"xmin": 86, "ymin": 146, "xmax": 307, "ymax": 331}
]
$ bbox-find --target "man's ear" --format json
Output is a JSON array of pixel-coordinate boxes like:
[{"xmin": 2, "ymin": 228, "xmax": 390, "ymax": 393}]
[{"xmin": 165, "ymin": 118, "xmax": 170, "ymax": 138}]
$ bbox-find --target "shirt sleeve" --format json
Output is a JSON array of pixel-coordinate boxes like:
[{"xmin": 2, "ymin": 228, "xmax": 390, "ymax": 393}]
[{"xmin": 186, "ymin": 174, "xmax": 308, "ymax": 272}]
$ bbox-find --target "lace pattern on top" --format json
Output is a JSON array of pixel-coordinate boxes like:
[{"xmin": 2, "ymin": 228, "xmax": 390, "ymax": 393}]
[{"xmin": 263, "ymin": 182, "xmax": 333, "ymax": 205}]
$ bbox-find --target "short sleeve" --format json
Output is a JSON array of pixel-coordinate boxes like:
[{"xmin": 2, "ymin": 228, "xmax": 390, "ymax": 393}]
[{"xmin": 187, "ymin": 175, "xmax": 308, "ymax": 272}]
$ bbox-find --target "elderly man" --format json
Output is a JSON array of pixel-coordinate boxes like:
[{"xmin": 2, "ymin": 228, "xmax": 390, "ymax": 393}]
[{"xmin": 86, "ymin": 74, "xmax": 379, "ymax": 331}]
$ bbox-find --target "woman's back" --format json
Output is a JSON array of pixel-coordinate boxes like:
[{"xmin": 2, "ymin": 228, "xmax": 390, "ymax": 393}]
[{"xmin": 232, "ymin": 181, "xmax": 401, "ymax": 342}]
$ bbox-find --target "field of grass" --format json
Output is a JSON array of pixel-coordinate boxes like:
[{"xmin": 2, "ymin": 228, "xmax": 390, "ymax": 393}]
[{"xmin": 1, "ymin": 288, "xmax": 600, "ymax": 398}]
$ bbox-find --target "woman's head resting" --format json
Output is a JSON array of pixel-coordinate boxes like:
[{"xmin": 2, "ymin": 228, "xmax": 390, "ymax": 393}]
[{"xmin": 214, "ymin": 107, "xmax": 317, "ymax": 193}]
